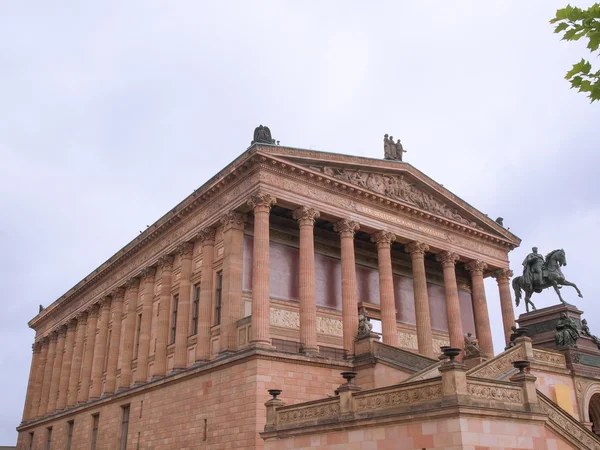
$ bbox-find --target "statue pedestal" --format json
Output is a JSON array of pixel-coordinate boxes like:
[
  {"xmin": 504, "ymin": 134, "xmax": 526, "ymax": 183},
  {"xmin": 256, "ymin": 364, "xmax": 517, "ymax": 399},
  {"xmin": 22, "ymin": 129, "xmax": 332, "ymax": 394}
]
[
  {"xmin": 517, "ymin": 303, "xmax": 582, "ymax": 350},
  {"xmin": 354, "ymin": 333, "xmax": 381, "ymax": 357},
  {"xmin": 463, "ymin": 355, "xmax": 488, "ymax": 370}
]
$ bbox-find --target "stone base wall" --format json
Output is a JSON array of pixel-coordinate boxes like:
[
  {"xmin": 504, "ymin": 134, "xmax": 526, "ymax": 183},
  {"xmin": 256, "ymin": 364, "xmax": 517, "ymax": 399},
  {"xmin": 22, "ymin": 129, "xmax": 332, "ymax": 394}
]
[
  {"xmin": 17, "ymin": 352, "xmax": 349, "ymax": 450},
  {"xmin": 263, "ymin": 415, "xmax": 578, "ymax": 450}
]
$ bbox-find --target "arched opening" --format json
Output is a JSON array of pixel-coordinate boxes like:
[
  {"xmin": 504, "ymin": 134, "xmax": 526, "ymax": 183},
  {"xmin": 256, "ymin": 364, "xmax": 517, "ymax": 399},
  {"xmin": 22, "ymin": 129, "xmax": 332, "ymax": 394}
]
[{"xmin": 589, "ymin": 393, "xmax": 600, "ymax": 436}]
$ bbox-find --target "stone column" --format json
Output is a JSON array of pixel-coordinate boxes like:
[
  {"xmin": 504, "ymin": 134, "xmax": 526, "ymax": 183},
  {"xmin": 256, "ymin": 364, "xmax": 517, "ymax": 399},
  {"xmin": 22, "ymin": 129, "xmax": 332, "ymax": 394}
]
[
  {"xmin": 466, "ymin": 260, "xmax": 494, "ymax": 357},
  {"xmin": 39, "ymin": 331, "xmax": 57, "ymax": 416},
  {"xmin": 152, "ymin": 257, "xmax": 174, "ymax": 379},
  {"xmin": 32, "ymin": 338, "xmax": 48, "ymax": 418},
  {"xmin": 219, "ymin": 211, "xmax": 246, "ymax": 353},
  {"xmin": 56, "ymin": 319, "xmax": 76, "ymax": 410},
  {"xmin": 493, "ymin": 269, "xmax": 516, "ymax": 347},
  {"xmin": 77, "ymin": 304, "xmax": 99, "ymax": 404},
  {"xmin": 47, "ymin": 326, "xmax": 66, "ymax": 413},
  {"xmin": 293, "ymin": 206, "xmax": 320, "ymax": 354},
  {"xmin": 90, "ymin": 298, "xmax": 111, "ymax": 399},
  {"xmin": 22, "ymin": 342, "xmax": 41, "ymax": 421},
  {"xmin": 135, "ymin": 267, "xmax": 156, "ymax": 384},
  {"xmin": 105, "ymin": 287, "xmax": 126, "ymax": 394},
  {"xmin": 173, "ymin": 243, "xmax": 194, "ymax": 371},
  {"xmin": 334, "ymin": 219, "xmax": 360, "ymax": 357},
  {"xmin": 405, "ymin": 242, "xmax": 434, "ymax": 358},
  {"xmin": 436, "ymin": 251, "xmax": 464, "ymax": 351},
  {"xmin": 196, "ymin": 228, "xmax": 216, "ymax": 362},
  {"xmin": 118, "ymin": 278, "xmax": 139, "ymax": 391},
  {"xmin": 67, "ymin": 314, "xmax": 86, "ymax": 407},
  {"xmin": 372, "ymin": 231, "xmax": 398, "ymax": 347},
  {"xmin": 248, "ymin": 193, "xmax": 276, "ymax": 349}
]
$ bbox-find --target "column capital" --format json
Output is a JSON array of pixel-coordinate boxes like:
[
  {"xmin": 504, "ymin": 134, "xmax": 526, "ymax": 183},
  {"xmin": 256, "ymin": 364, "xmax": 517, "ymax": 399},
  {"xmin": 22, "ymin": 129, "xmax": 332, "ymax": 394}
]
[
  {"xmin": 334, "ymin": 219, "xmax": 360, "ymax": 238},
  {"xmin": 293, "ymin": 206, "xmax": 320, "ymax": 227},
  {"xmin": 58, "ymin": 325, "xmax": 68, "ymax": 337},
  {"xmin": 126, "ymin": 277, "xmax": 140, "ymax": 290},
  {"xmin": 248, "ymin": 193, "xmax": 277, "ymax": 213},
  {"xmin": 88, "ymin": 303, "xmax": 101, "ymax": 318},
  {"xmin": 67, "ymin": 318, "xmax": 78, "ymax": 330},
  {"xmin": 33, "ymin": 341, "xmax": 43, "ymax": 352},
  {"xmin": 49, "ymin": 331, "xmax": 58, "ymax": 342},
  {"xmin": 197, "ymin": 227, "xmax": 216, "ymax": 244},
  {"xmin": 75, "ymin": 310, "xmax": 88, "ymax": 321},
  {"xmin": 371, "ymin": 230, "xmax": 396, "ymax": 248},
  {"xmin": 436, "ymin": 251, "xmax": 460, "ymax": 268},
  {"xmin": 177, "ymin": 242, "xmax": 194, "ymax": 258},
  {"xmin": 140, "ymin": 266, "xmax": 157, "ymax": 281},
  {"xmin": 99, "ymin": 296, "xmax": 112, "ymax": 307},
  {"xmin": 111, "ymin": 287, "xmax": 126, "ymax": 300},
  {"xmin": 157, "ymin": 255, "xmax": 175, "ymax": 271},
  {"xmin": 465, "ymin": 260, "xmax": 488, "ymax": 276},
  {"xmin": 492, "ymin": 268, "xmax": 514, "ymax": 282},
  {"xmin": 220, "ymin": 211, "xmax": 247, "ymax": 232},
  {"xmin": 39, "ymin": 336, "xmax": 49, "ymax": 345},
  {"xmin": 405, "ymin": 241, "xmax": 429, "ymax": 257}
]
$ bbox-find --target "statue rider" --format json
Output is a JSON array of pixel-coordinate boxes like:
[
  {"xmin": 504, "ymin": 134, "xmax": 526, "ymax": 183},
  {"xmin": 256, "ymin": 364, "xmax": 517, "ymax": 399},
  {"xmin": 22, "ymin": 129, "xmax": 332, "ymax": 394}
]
[{"xmin": 522, "ymin": 247, "xmax": 544, "ymax": 290}]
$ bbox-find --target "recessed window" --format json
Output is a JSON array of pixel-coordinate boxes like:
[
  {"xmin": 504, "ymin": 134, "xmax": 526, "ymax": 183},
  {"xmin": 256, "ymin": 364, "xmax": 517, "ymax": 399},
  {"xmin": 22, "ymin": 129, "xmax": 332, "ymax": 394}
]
[
  {"xmin": 171, "ymin": 294, "xmax": 179, "ymax": 344},
  {"xmin": 28, "ymin": 432, "xmax": 34, "ymax": 450},
  {"xmin": 215, "ymin": 272, "xmax": 223, "ymax": 326},
  {"xmin": 66, "ymin": 420, "xmax": 74, "ymax": 450},
  {"xmin": 192, "ymin": 284, "xmax": 200, "ymax": 335},
  {"xmin": 120, "ymin": 405, "xmax": 130, "ymax": 450},
  {"xmin": 134, "ymin": 314, "xmax": 142, "ymax": 359},
  {"xmin": 90, "ymin": 414, "xmax": 100, "ymax": 450},
  {"xmin": 45, "ymin": 427, "xmax": 52, "ymax": 450}
]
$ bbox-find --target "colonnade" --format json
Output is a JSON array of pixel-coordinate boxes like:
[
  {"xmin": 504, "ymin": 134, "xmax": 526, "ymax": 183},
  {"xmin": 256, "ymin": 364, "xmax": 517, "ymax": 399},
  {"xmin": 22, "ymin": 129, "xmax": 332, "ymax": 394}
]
[{"xmin": 22, "ymin": 194, "xmax": 516, "ymax": 422}]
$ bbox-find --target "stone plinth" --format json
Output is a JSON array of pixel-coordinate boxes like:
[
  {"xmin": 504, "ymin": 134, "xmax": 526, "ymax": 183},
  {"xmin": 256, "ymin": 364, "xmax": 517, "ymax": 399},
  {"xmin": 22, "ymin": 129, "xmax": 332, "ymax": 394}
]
[
  {"xmin": 517, "ymin": 303, "xmax": 582, "ymax": 350},
  {"xmin": 463, "ymin": 355, "xmax": 488, "ymax": 370},
  {"xmin": 354, "ymin": 333, "xmax": 381, "ymax": 357}
]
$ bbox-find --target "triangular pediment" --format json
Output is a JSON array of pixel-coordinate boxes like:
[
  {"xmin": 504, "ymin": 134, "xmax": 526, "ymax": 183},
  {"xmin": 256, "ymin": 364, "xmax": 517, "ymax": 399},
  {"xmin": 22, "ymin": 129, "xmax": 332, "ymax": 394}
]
[{"xmin": 257, "ymin": 146, "xmax": 519, "ymax": 244}]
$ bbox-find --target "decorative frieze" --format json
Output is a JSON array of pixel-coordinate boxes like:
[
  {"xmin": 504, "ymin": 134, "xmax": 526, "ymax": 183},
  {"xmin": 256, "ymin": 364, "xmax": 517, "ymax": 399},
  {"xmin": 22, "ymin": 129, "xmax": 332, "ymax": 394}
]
[
  {"xmin": 316, "ymin": 316, "xmax": 343, "ymax": 337},
  {"xmin": 466, "ymin": 381, "xmax": 523, "ymax": 403},
  {"xmin": 278, "ymin": 400, "xmax": 340, "ymax": 427},
  {"xmin": 269, "ymin": 308, "xmax": 299, "ymax": 330},
  {"xmin": 468, "ymin": 345, "xmax": 525, "ymax": 379},
  {"xmin": 533, "ymin": 349, "xmax": 566, "ymax": 366},
  {"xmin": 355, "ymin": 382, "xmax": 442, "ymax": 412},
  {"xmin": 397, "ymin": 331, "xmax": 418, "ymax": 350}
]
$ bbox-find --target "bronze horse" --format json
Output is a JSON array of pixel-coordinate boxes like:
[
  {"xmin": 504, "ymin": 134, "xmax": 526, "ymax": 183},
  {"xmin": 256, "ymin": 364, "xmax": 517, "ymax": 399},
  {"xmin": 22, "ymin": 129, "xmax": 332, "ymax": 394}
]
[{"xmin": 512, "ymin": 249, "xmax": 583, "ymax": 313}]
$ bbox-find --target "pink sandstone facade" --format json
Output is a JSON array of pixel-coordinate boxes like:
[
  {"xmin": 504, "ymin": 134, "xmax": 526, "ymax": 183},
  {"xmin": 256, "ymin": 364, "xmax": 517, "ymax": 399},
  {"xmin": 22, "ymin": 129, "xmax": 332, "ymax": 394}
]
[{"xmin": 16, "ymin": 141, "xmax": 600, "ymax": 449}]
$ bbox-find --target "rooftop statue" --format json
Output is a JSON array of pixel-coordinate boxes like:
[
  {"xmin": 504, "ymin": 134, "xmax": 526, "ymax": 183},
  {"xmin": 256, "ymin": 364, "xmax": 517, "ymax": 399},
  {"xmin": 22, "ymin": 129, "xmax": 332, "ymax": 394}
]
[
  {"xmin": 512, "ymin": 248, "xmax": 583, "ymax": 313},
  {"xmin": 383, "ymin": 134, "xmax": 407, "ymax": 161},
  {"xmin": 251, "ymin": 124, "xmax": 275, "ymax": 145},
  {"xmin": 581, "ymin": 319, "xmax": 600, "ymax": 350}
]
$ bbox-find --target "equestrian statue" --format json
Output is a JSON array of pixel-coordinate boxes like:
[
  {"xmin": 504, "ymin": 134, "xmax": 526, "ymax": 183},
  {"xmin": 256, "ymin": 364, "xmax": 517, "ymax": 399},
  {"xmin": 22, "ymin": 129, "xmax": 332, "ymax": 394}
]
[{"xmin": 512, "ymin": 247, "xmax": 583, "ymax": 313}]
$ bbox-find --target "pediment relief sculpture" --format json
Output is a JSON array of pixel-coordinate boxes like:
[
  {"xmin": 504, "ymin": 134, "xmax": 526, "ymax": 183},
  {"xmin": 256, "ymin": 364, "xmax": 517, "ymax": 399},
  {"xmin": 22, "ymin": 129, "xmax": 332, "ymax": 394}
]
[{"xmin": 307, "ymin": 165, "xmax": 481, "ymax": 229}]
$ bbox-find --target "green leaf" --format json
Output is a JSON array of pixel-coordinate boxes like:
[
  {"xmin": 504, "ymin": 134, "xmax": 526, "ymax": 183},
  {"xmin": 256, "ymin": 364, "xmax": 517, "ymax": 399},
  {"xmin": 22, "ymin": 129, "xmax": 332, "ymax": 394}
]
[
  {"xmin": 563, "ymin": 28, "xmax": 578, "ymax": 40},
  {"xmin": 571, "ymin": 75, "xmax": 583, "ymax": 88},
  {"xmin": 555, "ymin": 7, "xmax": 569, "ymax": 20},
  {"xmin": 554, "ymin": 22, "xmax": 569, "ymax": 33}
]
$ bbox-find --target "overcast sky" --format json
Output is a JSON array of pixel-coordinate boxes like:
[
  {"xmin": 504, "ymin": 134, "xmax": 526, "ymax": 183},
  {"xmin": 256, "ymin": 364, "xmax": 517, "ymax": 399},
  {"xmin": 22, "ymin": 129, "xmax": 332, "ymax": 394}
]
[{"xmin": 1, "ymin": 1, "xmax": 599, "ymax": 444}]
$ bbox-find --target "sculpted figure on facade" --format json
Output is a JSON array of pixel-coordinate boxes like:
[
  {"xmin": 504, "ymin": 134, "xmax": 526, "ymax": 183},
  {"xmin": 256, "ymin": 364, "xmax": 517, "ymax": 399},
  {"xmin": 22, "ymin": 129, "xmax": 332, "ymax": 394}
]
[
  {"xmin": 464, "ymin": 332, "xmax": 483, "ymax": 358},
  {"xmin": 581, "ymin": 319, "xmax": 600, "ymax": 349},
  {"xmin": 315, "ymin": 166, "xmax": 479, "ymax": 228},
  {"xmin": 251, "ymin": 125, "xmax": 275, "ymax": 145},
  {"xmin": 356, "ymin": 313, "xmax": 373, "ymax": 339},
  {"xmin": 555, "ymin": 313, "xmax": 579, "ymax": 348},
  {"xmin": 513, "ymin": 248, "xmax": 583, "ymax": 313}
]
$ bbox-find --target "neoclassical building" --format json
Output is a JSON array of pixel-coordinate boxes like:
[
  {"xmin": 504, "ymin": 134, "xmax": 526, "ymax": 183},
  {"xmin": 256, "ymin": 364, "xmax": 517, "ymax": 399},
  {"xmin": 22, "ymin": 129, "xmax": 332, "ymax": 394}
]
[{"xmin": 16, "ymin": 135, "xmax": 600, "ymax": 449}]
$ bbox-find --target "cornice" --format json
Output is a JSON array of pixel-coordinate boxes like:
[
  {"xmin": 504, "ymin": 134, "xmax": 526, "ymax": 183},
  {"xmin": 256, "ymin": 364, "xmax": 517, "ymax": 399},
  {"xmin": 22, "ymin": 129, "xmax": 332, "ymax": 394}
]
[{"xmin": 254, "ymin": 152, "xmax": 518, "ymax": 250}]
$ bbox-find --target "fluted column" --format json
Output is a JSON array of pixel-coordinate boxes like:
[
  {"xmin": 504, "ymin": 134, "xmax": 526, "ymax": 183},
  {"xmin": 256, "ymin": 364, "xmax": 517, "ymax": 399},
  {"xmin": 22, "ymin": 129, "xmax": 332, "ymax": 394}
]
[
  {"xmin": 56, "ymin": 319, "xmax": 76, "ymax": 410},
  {"xmin": 372, "ymin": 231, "xmax": 398, "ymax": 347},
  {"xmin": 105, "ymin": 288, "xmax": 126, "ymax": 393},
  {"xmin": 39, "ymin": 332, "xmax": 57, "ymax": 416},
  {"xmin": 77, "ymin": 304, "xmax": 99, "ymax": 404},
  {"xmin": 436, "ymin": 251, "xmax": 464, "ymax": 351},
  {"xmin": 248, "ymin": 193, "xmax": 276, "ymax": 349},
  {"xmin": 67, "ymin": 314, "xmax": 86, "ymax": 407},
  {"xmin": 219, "ymin": 211, "xmax": 246, "ymax": 353},
  {"xmin": 90, "ymin": 298, "xmax": 111, "ymax": 399},
  {"xmin": 493, "ymin": 269, "xmax": 516, "ymax": 347},
  {"xmin": 466, "ymin": 260, "xmax": 494, "ymax": 357},
  {"xmin": 153, "ymin": 257, "xmax": 174, "ymax": 379},
  {"xmin": 196, "ymin": 228, "xmax": 216, "ymax": 362},
  {"xmin": 47, "ymin": 326, "xmax": 66, "ymax": 412},
  {"xmin": 405, "ymin": 242, "xmax": 434, "ymax": 358},
  {"xmin": 334, "ymin": 219, "xmax": 360, "ymax": 357},
  {"xmin": 118, "ymin": 278, "xmax": 139, "ymax": 391},
  {"xmin": 293, "ymin": 207, "xmax": 320, "ymax": 354},
  {"xmin": 22, "ymin": 342, "xmax": 41, "ymax": 421},
  {"xmin": 135, "ymin": 268, "xmax": 156, "ymax": 384},
  {"xmin": 32, "ymin": 338, "xmax": 48, "ymax": 418},
  {"xmin": 173, "ymin": 243, "xmax": 194, "ymax": 371}
]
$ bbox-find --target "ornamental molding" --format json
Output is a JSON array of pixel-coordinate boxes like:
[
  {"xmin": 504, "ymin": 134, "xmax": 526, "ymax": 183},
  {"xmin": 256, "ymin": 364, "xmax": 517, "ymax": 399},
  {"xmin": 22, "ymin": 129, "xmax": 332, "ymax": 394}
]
[
  {"xmin": 269, "ymin": 308, "xmax": 299, "ymax": 329},
  {"xmin": 278, "ymin": 400, "xmax": 340, "ymax": 428},
  {"xmin": 468, "ymin": 345, "xmax": 525, "ymax": 379},
  {"xmin": 355, "ymin": 382, "xmax": 442, "ymax": 413},
  {"xmin": 466, "ymin": 380, "xmax": 523, "ymax": 403},
  {"xmin": 397, "ymin": 331, "xmax": 418, "ymax": 350},
  {"xmin": 533, "ymin": 348, "xmax": 566, "ymax": 366},
  {"xmin": 31, "ymin": 146, "xmax": 516, "ymax": 336},
  {"xmin": 316, "ymin": 316, "xmax": 343, "ymax": 337}
]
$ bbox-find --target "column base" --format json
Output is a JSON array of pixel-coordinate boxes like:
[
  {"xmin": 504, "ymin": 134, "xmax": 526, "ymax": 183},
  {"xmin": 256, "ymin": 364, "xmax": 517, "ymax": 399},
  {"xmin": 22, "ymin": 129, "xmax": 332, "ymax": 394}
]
[
  {"xmin": 250, "ymin": 340, "xmax": 274, "ymax": 350},
  {"xmin": 299, "ymin": 345, "xmax": 320, "ymax": 356},
  {"xmin": 150, "ymin": 375, "xmax": 165, "ymax": 382}
]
